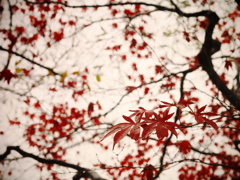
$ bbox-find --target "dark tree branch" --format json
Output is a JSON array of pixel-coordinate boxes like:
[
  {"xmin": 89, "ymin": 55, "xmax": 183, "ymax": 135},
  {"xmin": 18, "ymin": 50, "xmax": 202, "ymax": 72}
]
[
  {"xmin": 196, "ymin": 12, "xmax": 240, "ymax": 110},
  {"xmin": 25, "ymin": 0, "xmax": 213, "ymax": 17},
  {"xmin": 168, "ymin": 1, "xmax": 240, "ymax": 110},
  {"xmin": 24, "ymin": 0, "xmax": 176, "ymax": 11},
  {"xmin": 235, "ymin": 0, "xmax": 240, "ymax": 6},
  {"xmin": 0, "ymin": 146, "xmax": 106, "ymax": 180},
  {"xmin": 233, "ymin": 140, "xmax": 240, "ymax": 153},
  {"xmin": 154, "ymin": 69, "xmax": 191, "ymax": 179},
  {"xmin": 174, "ymin": 158, "xmax": 240, "ymax": 169},
  {"xmin": 191, "ymin": 146, "xmax": 219, "ymax": 156},
  {"xmin": 0, "ymin": 46, "xmax": 59, "ymax": 76},
  {"xmin": 7, "ymin": 0, "xmax": 13, "ymax": 30},
  {"xmin": 24, "ymin": 0, "xmax": 240, "ymax": 110}
]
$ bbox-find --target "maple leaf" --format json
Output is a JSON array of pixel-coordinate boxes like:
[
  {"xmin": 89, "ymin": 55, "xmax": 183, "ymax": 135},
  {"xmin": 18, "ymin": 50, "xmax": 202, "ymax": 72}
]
[
  {"xmin": 125, "ymin": 86, "xmax": 137, "ymax": 92},
  {"xmin": 160, "ymin": 99, "xmax": 193, "ymax": 111},
  {"xmin": 224, "ymin": 60, "xmax": 233, "ymax": 70},
  {"xmin": 101, "ymin": 115, "xmax": 144, "ymax": 149},
  {"xmin": 34, "ymin": 102, "xmax": 41, "ymax": 109},
  {"xmin": 142, "ymin": 109, "xmax": 183, "ymax": 140},
  {"xmin": 129, "ymin": 107, "xmax": 156, "ymax": 122},
  {"xmin": 0, "ymin": 69, "xmax": 17, "ymax": 84},
  {"xmin": 87, "ymin": 102, "xmax": 94, "ymax": 116},
  {"xmin": 188, "ymin": 105, "xmax": 218, "ymax": 130}
]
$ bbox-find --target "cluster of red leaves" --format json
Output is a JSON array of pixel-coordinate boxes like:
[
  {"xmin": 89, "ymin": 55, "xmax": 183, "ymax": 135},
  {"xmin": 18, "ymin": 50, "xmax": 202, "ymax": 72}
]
[
  {"xmin": 176, "ymin": 140, "xmax": 191, "ymax": 155},
  {"xmin": 188, "ymin": 105, "xmax": 218, "ymax": 129},
  {"xmin": 19, "ymin": 103, "xmax": 85, "ymax": 159},
  {"xmin": 111, "ymin": 4, "xmax": 141, "ymax": 17},
  {"xmin": 102, "ymin": 101, "xmax": 218, "ymax": 150},
  {"xmin": 178, "ymin": 152, "xmax": 240, "ymax": 179},
  {"xmin": 94, "ymin": 140, "xmax": 157, "ymax": 179},
  {"xmin": 29, "ymin": 15, "xmax": 47, "ymax": 36}
]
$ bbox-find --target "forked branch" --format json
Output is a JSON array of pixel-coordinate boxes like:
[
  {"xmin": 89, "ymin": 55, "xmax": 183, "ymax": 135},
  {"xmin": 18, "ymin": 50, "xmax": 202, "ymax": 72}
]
[{"xmin": 0, "ymin": 146, "xmax": 106, "ymax": 180}]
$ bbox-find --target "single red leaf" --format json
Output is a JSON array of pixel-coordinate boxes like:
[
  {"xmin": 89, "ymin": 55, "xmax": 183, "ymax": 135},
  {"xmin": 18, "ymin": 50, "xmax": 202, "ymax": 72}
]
[
  {"xmin": 126, "ymin": 86, "xmax": 137, "ymax": 92},
  {"xmin": 142, "ymin": 123, "xmax": 156, "ymax": 139},
  {"xmin": 164, "ymin": 122, "xmax": 178, "ymax": 137},
  {"xmin": 122, "ymin": 115, "xmax": 135, "ymax": 123},
  {"xmin": 101, "ymin": 127, "xmax": 121, "ymax": 142},
  {"xmin": 112, "ymin": 23, "xmax": 118, "ymax": 28},
  {"xmin": 129, "ymin": 125, "xmax": 141, "ymax": 140},
  {"xmin": 34, "ymin": 102, "xmax": 41, "ymax": 109},
  {"xmin": 224, "ymin": 60, "xmax": 233, "ymax": 70},
  {"xmin": 156, "ymin": 124, "xmax": 169, "ymax": 139},
  {"xmin": 204, "ymin": 118, "xmax": 218, "ymax": 130},
  {"xmin": 113, "ymin": 126, "xmax": 132, "ymax": 149},
  {"xmin": 144, "ymin": 87, "xmax": 150, "ymax": 95},
  {"xmin": 87, "ymin": 102, "xmax": 94, "ymax": 116},
  {"xmin": 194, "ymin": 114, "xmax": 205, "ymax": 123}
]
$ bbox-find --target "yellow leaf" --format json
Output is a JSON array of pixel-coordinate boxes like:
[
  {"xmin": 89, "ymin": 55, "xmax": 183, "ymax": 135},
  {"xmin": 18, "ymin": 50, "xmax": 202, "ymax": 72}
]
[
  {"xmin": 60, "ymin": 71, "xmax": 67, "ymax": 82},
  {"xmin": 72, "ymin": 71, "xmax": 80, "ymax": 75},
  {"xmin": 96, "ymin": 74, "xmax": 101, "ymax": 82},
  {"xmin": 15, "ymin": 60, "xmax": 22, "ymax": 66},
  {"xmin": 15, "ymin": 68, "xmax": 23, "ymax": 73},
  {"xmin": 86, "ymin": 83, "xmax": 91, "ymax": 91}
]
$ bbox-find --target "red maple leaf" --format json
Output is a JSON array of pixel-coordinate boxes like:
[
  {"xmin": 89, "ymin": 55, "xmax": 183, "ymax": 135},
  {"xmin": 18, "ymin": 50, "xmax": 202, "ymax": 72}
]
[
  {"xmin": 188, "ymin": 105, "xmax": 218, "ymax": 130},
  {"xmin": 224, "ymin": 60, "xmax": 233, "ymax": 70},
  {"xmin": 160, "ymin": 99, "xmax": 194, "ymax": 111},
  {"xmin": 125, "ymin": 86, "xmax": 137, "ymax": 92},
  {"xmin": 101, "ymin": 115, "xmax": 144, "ymax": 149},
  {"xmin": 34, "ymin": 102, "xmax": 41, "ymax": 109},
  {"xmin": 87, "ymin": 102, "xmax": 94, "ymax": 116},
  {"xmin": 129, "ymin": 107, "xmax": 156, "ymax": 122},
  {"xmin": 0, "ymin": 69, "xmax": 17, "ymax": 84},
  {"xmin": 142, "ymin": 109, "xmax": 183, "ymax": 140}
]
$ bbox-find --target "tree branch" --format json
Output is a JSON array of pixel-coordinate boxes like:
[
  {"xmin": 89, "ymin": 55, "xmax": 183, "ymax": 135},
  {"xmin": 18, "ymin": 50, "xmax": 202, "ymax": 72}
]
[
  {"xmin": 154, "ymin": 69, "xmax": 191, "ymax": 179},
  {"xmin": 169, "ymin": 158, "xmax": 240, "ymax": 169},
  {"xmin": 0, "ymin": 46, "xmax": 59, "ymax": 76},
  {"xmin": 0, "ymin": 146, "xmax": 106, "ymax": 180},
  {"xmin": 25, "ymin": 0, "xmax": 213, "ymax": 17},
  {"xmin": 24, "ymin": 0, "xmax": 240, "ymax": 110},
  {"xmin": 233, "ymin": 140, "xmax": 240, "ymax": 153},
  {"xmin": 191, "ymin": 146, "xmax": 219, "ymax": 156},
  {"xmin": 196, "ymin": 12, "xmax": 240, "ymax": 110},
  {"xmin": 235, "ymin": 0, "xmax": 240, "ymax": 6}
]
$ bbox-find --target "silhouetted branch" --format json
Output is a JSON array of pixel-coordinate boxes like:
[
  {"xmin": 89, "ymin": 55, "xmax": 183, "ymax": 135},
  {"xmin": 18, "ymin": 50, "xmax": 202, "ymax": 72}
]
[
  {"xmin": 195, "ymin": 10, "xmax": 240, "ymax": 110},
  {"xmin": 233, "ymin": 140, "xmax": 240, "ymax": 153},
  {"xmin": 167, "ymin": 158, "xmax": 240, "ymax": 169},
  {"xmin": 235, "ymin": 0, "xmax": 240, "ymax": 6},
  {"xmin": 0, "ymin": 146, "xmax": 106, "ymax": 180},
  {"xmin": 0, "ymin": 46, "xmax": 59, "ymax": 76},
  {"xmin": 154, "ymin": 69, "xmax": 190, "ymax": 179},
  {"xmin": 191, "ymin": 146, "xmax": 219, "ymax": 156},
  {"xmin": 25, "ymin": 0, "xmax": 213, "ymax": 17}
]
